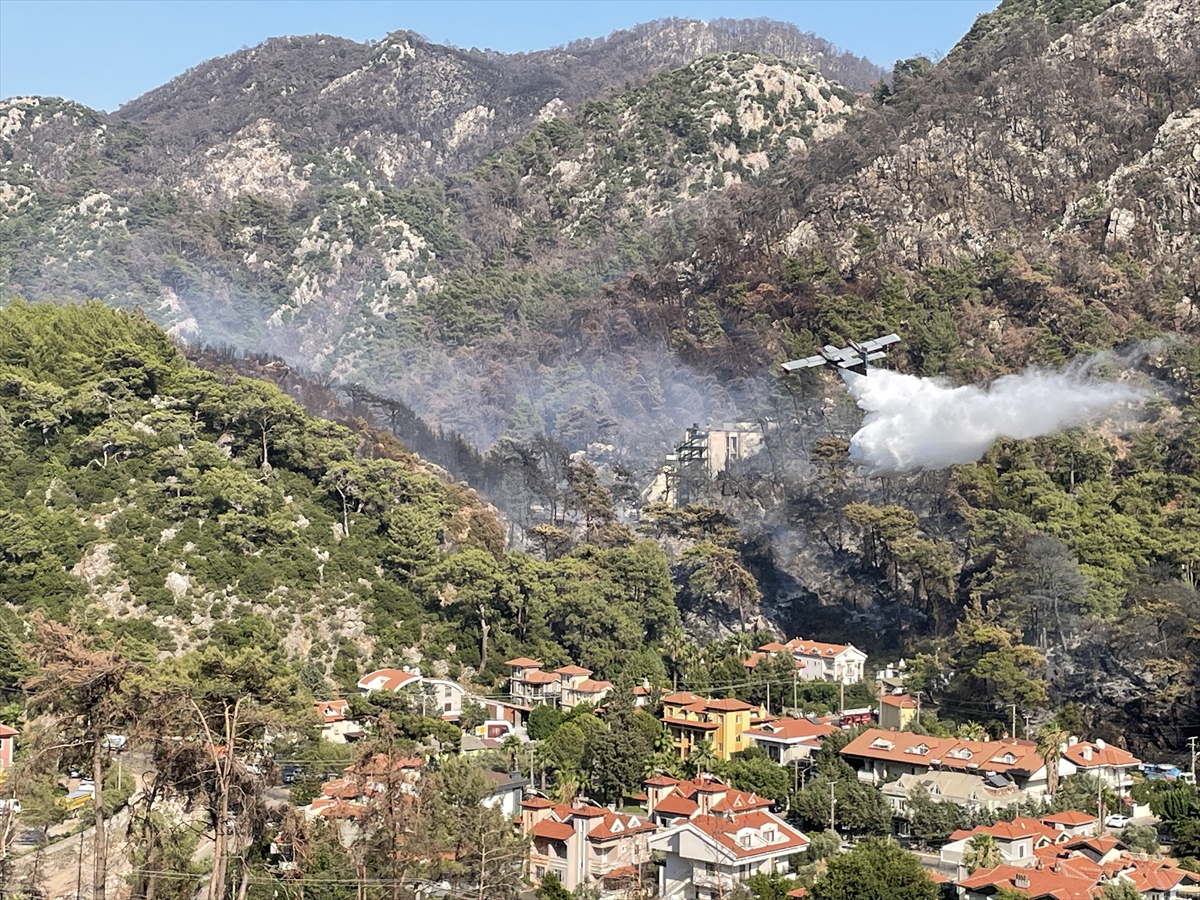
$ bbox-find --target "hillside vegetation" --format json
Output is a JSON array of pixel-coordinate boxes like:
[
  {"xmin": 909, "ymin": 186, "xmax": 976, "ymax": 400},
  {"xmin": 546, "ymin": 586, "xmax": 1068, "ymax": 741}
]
[
  {"xmin": 1, "ymin": 1, "xmax": 1200, "ymax": 751},
  {"xmin": 0, "ymin": 302, "xmax": 678, "ymax": 691}
]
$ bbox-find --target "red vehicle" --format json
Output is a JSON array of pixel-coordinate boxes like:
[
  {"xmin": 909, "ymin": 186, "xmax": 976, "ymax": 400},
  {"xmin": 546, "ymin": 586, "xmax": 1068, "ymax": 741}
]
[{"xmin": 839, "ymin": 708, "xmax": 874, "ymax": 727}]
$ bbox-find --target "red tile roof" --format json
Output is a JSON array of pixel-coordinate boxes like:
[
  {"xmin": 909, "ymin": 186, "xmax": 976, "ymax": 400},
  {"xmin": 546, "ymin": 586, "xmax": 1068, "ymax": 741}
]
[
  {"xmin": 758, "ymin": 641, "xmax": 788, "ymax": 652},
  {"xmin": 505, "ymin": 657, "xmax": 543, "ymax": 668},
  {"xmin": 785, "ymin": 638, "xmax": 853, "ymax": 657},
  {"xmin": 644, "ymin": 775, "xmax": 679, "ymax": 787},
  {"xmin": 531, "ymin": 819, "xmax": 575, "ymax": 841},
  {"xmin": 0, "ymin": 724, "xmax": 17, "ymax": 737},
  {"xmin": 1109, "ymin": 857, "xmax": 1198, "ymax": 893},
  {"xmin": 662, "ymin": 691, "xmax": 704, "ymax": 706},
  {"xmin": 357, "ymin": 668, "xmax": 421, "ymax": 691},
  {"xmin": 315, "ymin": 699, "xmax": 349, "ymax": 721},
  {"xmin": 554, "ymin": 665, "xmax": 592, "ymax": 676},
  {"xmin": 746, "ymin": 717, "xmax": 835, "ymax": 743},
  {"xmin": 521, "ymin": 670, "xmax": 561, "ymax": 684},
  {"xmin": 704, "ymin": 698, "xmax": 756, "ymax": 712},
  {"xmin": 842, "ymin": 729, "xmax": 1043, "ymax": 776},
  {"xmin": 1062, "ymin": 741, "xmax": 1140, "ymax": 769},
  {"xmin": 688, "ymin": 811, "xmax": 809, "ymax": 859},
  {"xmin": 587, "ymin": 811, "xmax": 655, "ymax": 840},
  {"xmin": 662, "ymin": 716, "xmax": 719, "ymax": 731},
  {"xmin": 881, "ymin": 693, "xmax": 918, "ymax": 709},
  {"xmin": 950, "ymin": 817, "xmax": 1061, "ymax": 846},
  {"xmin": 957, "ymin": 863, "xmax": 1099, "ymax": 899},
  {"xmin": 575, "ymin": 678, "xmax": 614, "ymax": 693},
  {"xmin": 1042, "ymin": 811, "xmax": 1098, "ymax": 827},
  {"xmin": 710, "ymin": 789, "xmax": 773, "ymax": 814},
  {"xmin": 654, "ymin": 793, "xmax": 700, "ymax": 818}
]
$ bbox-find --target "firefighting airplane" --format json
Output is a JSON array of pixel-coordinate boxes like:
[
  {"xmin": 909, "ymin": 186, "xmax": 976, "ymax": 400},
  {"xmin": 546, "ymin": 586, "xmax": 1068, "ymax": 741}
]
[{"xmin": 781, "ymin": 333, "xmax": 901, "ymax": 376}]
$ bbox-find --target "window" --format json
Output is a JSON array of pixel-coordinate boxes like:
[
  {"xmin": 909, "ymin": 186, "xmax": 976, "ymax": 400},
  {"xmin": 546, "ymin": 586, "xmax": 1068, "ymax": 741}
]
[
  {"xmin": 444, "ymin": 702, "xmax": 452, "ymax": 712},
  {"xmin": 536, "ymin": 867, "xmax": 545, "ymax": 880}
]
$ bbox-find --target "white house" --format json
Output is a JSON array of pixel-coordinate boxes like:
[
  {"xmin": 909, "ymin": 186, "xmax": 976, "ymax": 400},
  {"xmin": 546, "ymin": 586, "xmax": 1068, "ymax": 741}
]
[
  {"xmin": 357, "ymin": 668, "xmax": 467, "ymax": 721},
  {"xmin": 313, "ymin": 700, "xmax": 364, "ymax": 743},
  {"xmin": 743, "ymin": 717, "xmax": 835, "ymax": 766},
  {"xmin": 650, "ymin": 810, "xmax": 808, "ymax": 900},
  {"xmin": 1059, "ymin": 738, "xmax": 1141, "ymax": 797}
]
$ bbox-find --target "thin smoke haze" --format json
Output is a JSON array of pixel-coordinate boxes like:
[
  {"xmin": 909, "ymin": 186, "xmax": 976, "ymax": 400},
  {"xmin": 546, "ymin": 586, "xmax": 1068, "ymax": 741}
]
[{"xmin": 843, "ymin": 363, "xmax": 1146, "ymax": 474}]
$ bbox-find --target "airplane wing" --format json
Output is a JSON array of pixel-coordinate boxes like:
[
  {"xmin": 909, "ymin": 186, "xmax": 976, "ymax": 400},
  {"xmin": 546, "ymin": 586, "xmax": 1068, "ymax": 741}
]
[
  {"xmin": 825, "ymin": 345, "xmax": 859, "ymax": 361},
  {"xmin": 837, "ymin": 351, "xmax": 887, "ymax": 368},
  {"xmin": 857, "ymin": 333, "xmax": 901, "ymax": 352},
  {"xmin": 781, "ymin": 354, "xmax": 828, "ymax": 372}
]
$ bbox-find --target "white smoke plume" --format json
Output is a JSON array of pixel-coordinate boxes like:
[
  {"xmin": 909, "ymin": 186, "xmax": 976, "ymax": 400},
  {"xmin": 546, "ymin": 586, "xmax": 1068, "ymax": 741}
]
[{"xmin": 844, "ymin": 363, "xmax": 1146, "ymax": 474}]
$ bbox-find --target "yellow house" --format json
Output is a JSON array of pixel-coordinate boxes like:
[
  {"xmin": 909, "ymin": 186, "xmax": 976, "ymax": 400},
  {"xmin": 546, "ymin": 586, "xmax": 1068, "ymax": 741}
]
[
  {"xmin": 660, "ymin": 692, "xmax": 760, "ymax": 761},
  {"xmin": 879, "ymin": 693, "xmax": 919, "ymax": 731}
]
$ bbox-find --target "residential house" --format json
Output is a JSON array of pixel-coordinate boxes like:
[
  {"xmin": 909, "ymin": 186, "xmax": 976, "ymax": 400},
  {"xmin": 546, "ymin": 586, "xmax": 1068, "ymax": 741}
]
[
  {"xmin": 957, "ymin": 860, "xmax": 1102, "ymax": 900},
  {"xmin": 555, "ymin": 666, "xmax": 614, "ymax": 712},
  {"xmin": 660, "ymin": 693, "xmax": 760, "ymax": 761},
  {"xmin": 744, "ymin": 717, "xmax": 835, "ymax": 767},
  {"xmin": 0, "ymin": 723, "xmax": 14, "ymax": 770},
  {"xmin": 422, "ymin": 677, "xmax": 467, "ymax": 720},
  {"xmin": 883, "ymin": 770, "xmax": 1024, "ymax": 830},
  {"xmin": 744, "ymin": 639, "xmax": 867, "ymax": 685},
  {"xmin": 651, "ymin": 810, "xmax": 809, "ymax": 900},
  {"xmin": 356, "ymin": 668, "xmax": 466, "ymax": 720},
  {"xmin": 1060, "ymin": 738, "xmax": 1141, "ymax": 798},
  {"xmin": 506, "ymin": 658, "xmax": 562, "ymax": 707},
  {"xmin": 1102, "ymin": 856, "xmax": 1200, "ymax": 899},
  {"xmin": 956, "ymin": 842, "xmax": 1198, "ymax": 900},
  {"xmin": 879, "ymin": 693, "xmax": 919, "ymax": 732},
  {"xmin": 480, "ymin": 770, "xmax": 530, "ymax": 820},
  {"xmin": 313, "ymin": 700, "xmax": 364, "ymax": 743},
  {"xmin": 1040, "ymin": 810, "xmax": 1099, "ymax": 839},
  {"xmin": 522, "ymin": 797, "xmax": 656, "ymax": 892},
  {"xmin": 644, "ymin": 774, "xmax": 773, "ymax": 828},
  {"xmin": 357, "ymin": 668, "xmax": 422, "ymax": 693},
  {"xmin": 940, "ymin": 818, "xmax": 1068, "ymax": 875},
  {"xmin": 841, "ymin": 728, "xmax": 1050, "ymax": 798},
  {"xmin": 783, "ymin": 638, "xmax": 867, "ymax": 685}
]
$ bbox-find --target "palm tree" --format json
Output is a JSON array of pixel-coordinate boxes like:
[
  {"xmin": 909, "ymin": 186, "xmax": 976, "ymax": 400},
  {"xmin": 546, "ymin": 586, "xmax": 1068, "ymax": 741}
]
[
  {"xmin": 661, "ymin": 627, "xmax": 689, "ymax": 692},
  {"xmin": 957, "ymin": 721, "xmax": 988, "ymax": 741},
  {"xmin": 964, "ymin": 834, "xmax": 1002, "ymax": 873},
  {"xmin": 1037, "ymin": 726, "xmax": 1069, "ymax": 798},
  {"xmin": 685, "ymin": 740, "xmax": 719, "ymax": 779},
  {"xmin": 500, "ymin": 734, "xmax": 523, "ymax": 772}
]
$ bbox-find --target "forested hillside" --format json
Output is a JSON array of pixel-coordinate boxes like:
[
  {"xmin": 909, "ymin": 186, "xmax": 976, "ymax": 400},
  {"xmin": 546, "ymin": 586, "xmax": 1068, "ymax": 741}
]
[
  {"xmin": 2, "ymin": 0, "xmax": 1200, "ymax": 753},
  {"xmin": 0, "ymin": 302, "xmax": 680, "ymax": 692}
]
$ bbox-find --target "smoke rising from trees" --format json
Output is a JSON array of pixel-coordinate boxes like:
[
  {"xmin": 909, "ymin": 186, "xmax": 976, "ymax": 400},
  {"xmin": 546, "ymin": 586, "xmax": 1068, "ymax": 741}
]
[{"xmin": 843, "ymin": 363, "xmax": 1146, "ymax": 474}]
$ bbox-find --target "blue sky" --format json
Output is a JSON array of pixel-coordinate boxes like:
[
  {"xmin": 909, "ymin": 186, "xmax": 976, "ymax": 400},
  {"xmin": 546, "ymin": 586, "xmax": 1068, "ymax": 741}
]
[{"xmin": 0, "ymin": 0, "xmax": 997, "ymax": 112}]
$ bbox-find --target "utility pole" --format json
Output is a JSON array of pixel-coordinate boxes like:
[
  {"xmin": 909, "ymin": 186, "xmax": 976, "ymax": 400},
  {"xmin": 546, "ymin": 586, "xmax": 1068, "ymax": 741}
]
[
  {"xmin": 1189, "ymin": 736, "xmax": 1197, "ymax": 779},
  {"xmin": 1023, "ymin": 714, "xmax": 1032, "ymax": 740},
  {"xmin": 1010, "ymin": 704, "xmax": 1018, "ymax": 739},
  {"xmin": 829, "ymin": 780, "xmax": 838, "ymax": 832},
  {"xmin": 767, "ymin": 681, "xmax": 771, "ymax": 716},
  {"xmin": 793, "ymin": 671, "xmax": 798, "ymax": 716},
  {"xmin": 839, "ymin": 681, "xmax": 845, "ymax": 715},
  {"xmin": 915, "ymin": 691, "xmax": 922, "ymax": 728}
]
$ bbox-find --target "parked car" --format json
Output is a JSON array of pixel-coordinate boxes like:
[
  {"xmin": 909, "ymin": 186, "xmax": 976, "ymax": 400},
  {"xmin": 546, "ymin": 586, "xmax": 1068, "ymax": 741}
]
[{"xmin": 1105, "ymin": 814, "xmax": 1130, "ymax": 829}]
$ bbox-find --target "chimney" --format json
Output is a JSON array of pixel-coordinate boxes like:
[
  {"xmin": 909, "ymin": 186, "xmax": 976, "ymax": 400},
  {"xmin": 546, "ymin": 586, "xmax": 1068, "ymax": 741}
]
[
  {"xmin": 1082, "ymin": 746, "xmax": 1093, "ymax": 762},
  {"xmin": 1015, "ymin": 874, "xmax": 1030, "ymax": 889}
]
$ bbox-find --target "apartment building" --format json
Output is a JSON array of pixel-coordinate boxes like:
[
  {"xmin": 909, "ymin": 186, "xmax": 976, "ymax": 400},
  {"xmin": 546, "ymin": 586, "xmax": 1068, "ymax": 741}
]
[
  {"xmin": 745, "ymin": 638, "xmax": 867, "ymax": 685},
  {"xmin": 660, "ymin": 692, "xmax": 760, "ymax": 761},
  {"xmin": 356, "ymin": 667, "xmax": 467, "ymax": 720}
]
